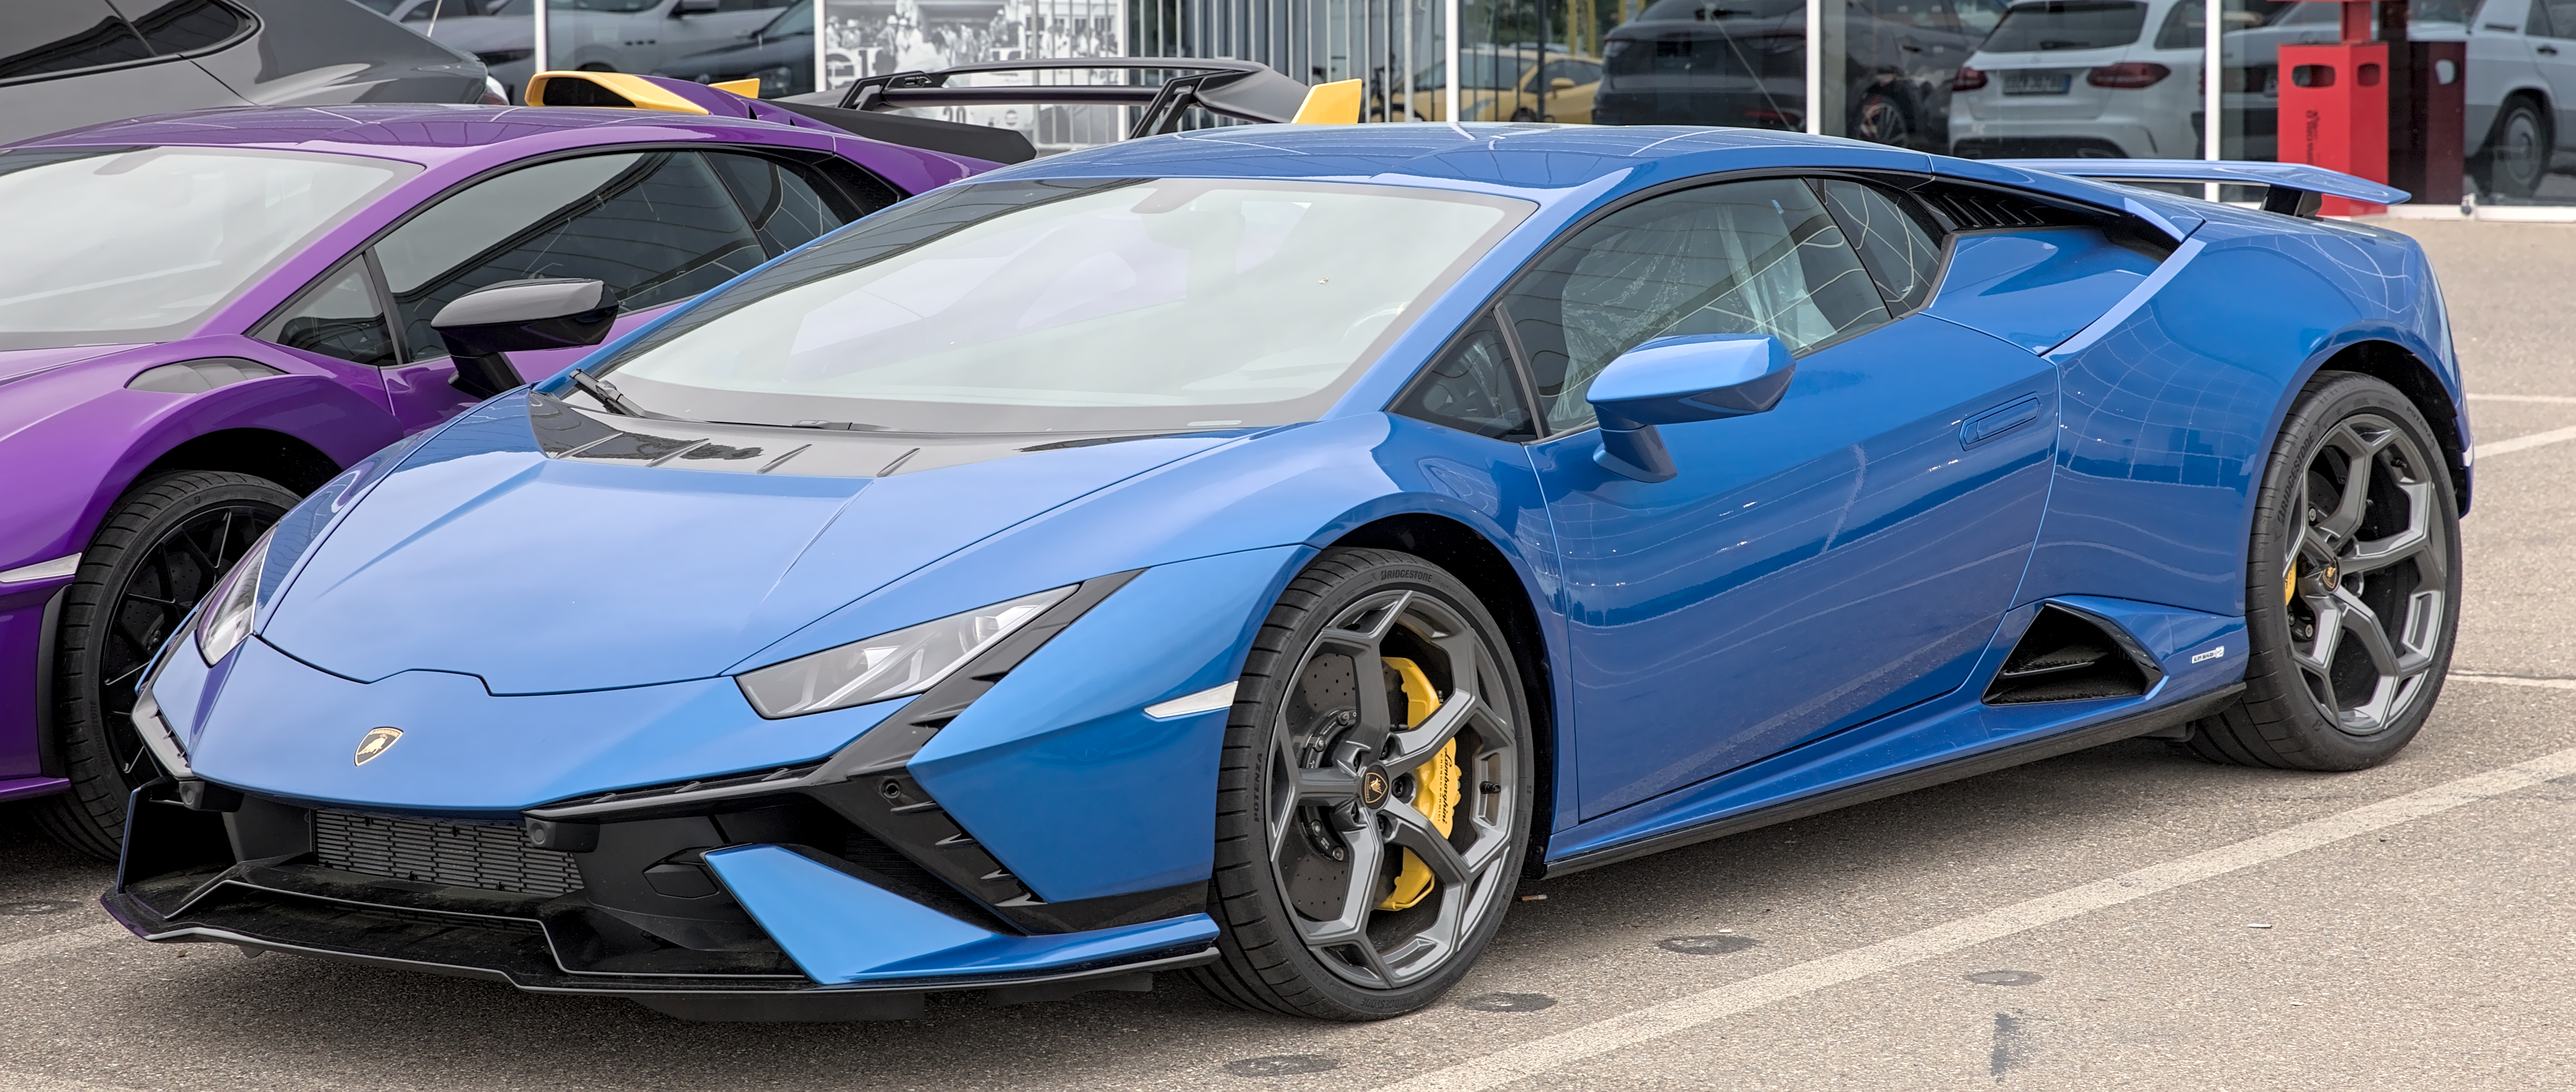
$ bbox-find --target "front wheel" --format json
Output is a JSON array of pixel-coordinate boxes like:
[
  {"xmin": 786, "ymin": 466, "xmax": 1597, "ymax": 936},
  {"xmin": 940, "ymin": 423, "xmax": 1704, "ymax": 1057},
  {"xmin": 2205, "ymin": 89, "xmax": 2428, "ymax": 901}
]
[
  {"xmin": 1191, "ymin": 548, "xmax": 1533, "ymax": 1020},
  {"xmin": 2188, "ymin": 373, "xmax": 2461, "ymax": 770},
  {"xmin": 31, "ymin": 471, "xmax": 295, "ymax": 859}
]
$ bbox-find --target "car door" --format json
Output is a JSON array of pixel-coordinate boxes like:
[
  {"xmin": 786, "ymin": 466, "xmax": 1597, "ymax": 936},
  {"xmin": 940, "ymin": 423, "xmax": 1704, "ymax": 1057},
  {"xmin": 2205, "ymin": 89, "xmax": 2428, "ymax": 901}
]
[
  {"xmin": 2532, "ymin": 0, "xmax": 2576, "ymax": 156},
  {"xmin": 345, "ymin": 148, "xmax": 870, "ymax": 432},
  {"xmin": 1515, "ymin": 176, "xmax": 2058, "ymax": 819}
]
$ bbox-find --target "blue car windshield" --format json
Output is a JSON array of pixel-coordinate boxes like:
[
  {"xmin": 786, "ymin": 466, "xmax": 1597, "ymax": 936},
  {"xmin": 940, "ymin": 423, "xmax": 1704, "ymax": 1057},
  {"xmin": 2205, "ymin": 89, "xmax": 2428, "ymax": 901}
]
[
  {"xmin": 0, "ymin": 146, "xmax": 415, "ymax": 351},
  {"xmin": 587, "ymin": 177, "xmax": 1533, "ymax": 434}
]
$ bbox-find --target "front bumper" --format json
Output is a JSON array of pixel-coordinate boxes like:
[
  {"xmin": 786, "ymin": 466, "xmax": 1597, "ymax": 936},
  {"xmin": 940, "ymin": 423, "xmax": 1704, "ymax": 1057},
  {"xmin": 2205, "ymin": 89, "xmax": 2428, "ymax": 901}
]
[{"xmin": 104, "ymin": 817, "xmax": 1216, "ymax": 1020}]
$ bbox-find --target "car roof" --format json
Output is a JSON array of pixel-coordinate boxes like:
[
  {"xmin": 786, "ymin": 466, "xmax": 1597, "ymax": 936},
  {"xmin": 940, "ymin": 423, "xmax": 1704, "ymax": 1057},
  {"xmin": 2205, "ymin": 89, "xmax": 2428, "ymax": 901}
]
[
  {"xmin": 992, "ymin": 122, "xmax": 1877, "ymax": 187},
  {"xmin": 9, "ymin": 104, "xmax": 806, "ymax": 164},
  {"xmin": 988, "ymin": 123, "xmax": 2201, "ymax": 239}
]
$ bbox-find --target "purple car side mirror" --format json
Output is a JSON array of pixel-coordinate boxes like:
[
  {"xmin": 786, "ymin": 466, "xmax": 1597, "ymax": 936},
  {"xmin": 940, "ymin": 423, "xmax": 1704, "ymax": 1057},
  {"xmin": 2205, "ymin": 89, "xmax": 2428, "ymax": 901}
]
[
  {"xmin": 1585, "ymin": 333, "xmax": 1796, "ymax": 483},
  {"xmin": 431, "ymin": 278, "xmax": 620, "ymax": 400}
]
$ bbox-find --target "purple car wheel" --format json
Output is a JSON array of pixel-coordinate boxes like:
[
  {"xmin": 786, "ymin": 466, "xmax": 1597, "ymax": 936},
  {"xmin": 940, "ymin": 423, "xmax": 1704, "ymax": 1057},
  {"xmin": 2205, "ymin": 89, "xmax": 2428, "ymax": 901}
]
[
  {"xmin": 33, "ymin": 471, "xmax": 294, "ymax": 859},
  {"xmin": 1194, "ymin": 548, "xmax": 1534, "ymax": 1020}
]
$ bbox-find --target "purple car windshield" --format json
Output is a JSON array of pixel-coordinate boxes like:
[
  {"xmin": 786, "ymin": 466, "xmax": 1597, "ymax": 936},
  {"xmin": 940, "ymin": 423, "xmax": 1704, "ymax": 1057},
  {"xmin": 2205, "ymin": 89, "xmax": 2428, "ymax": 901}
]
[{"xmin": 0, "ymin": 145, "xmax": 416, "ymax": 351}]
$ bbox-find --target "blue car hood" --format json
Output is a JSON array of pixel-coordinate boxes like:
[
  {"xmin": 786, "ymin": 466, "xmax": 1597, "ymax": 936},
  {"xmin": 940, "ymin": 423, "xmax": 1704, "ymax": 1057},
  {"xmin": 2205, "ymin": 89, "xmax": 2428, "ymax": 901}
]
[{"xmin": 261, "ymin": 398, "xmax": 1234, "ymax": 694}]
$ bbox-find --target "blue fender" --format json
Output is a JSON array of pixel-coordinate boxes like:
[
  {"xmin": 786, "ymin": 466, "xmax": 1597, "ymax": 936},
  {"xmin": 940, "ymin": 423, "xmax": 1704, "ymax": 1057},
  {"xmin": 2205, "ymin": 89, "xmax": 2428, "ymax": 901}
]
[
  {"xmin": 909, "ymin": 545, "xmax": 1308, "ymax": 902},
  {"xmin": 2018, "ymin": 211, "xmax": 2462, "ymax": 616}
]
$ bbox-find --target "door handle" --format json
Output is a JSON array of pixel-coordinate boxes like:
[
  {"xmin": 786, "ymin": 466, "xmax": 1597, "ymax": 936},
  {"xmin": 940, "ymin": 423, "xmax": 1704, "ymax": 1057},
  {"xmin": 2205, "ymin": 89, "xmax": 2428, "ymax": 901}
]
[
  {"xmin": 2543, "ymin": 44, "xmax": 2562, "ymax": 55},
  {"xmin": 1960, "ymin": 397, "xmax": 2041, "ymax": 448}
]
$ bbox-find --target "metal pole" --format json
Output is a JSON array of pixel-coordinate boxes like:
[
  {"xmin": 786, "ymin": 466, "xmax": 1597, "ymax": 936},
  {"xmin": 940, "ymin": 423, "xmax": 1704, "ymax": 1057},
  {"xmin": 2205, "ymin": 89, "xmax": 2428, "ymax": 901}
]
[
  {"xmin": 815, "ymin": 0, "xmax": 830, "ymax": 94},
  {"xmin": 1803, "ymin": 0, "xmax": 1821, "ymax": 134},
  {"xmin": 531, "ymin": 0, "xmax": 548, "ymax": 91},
  {"xmin": 1446, "ymin": 0, "xmax": 1460, "ymax": 123},
  {"xmin": 2204, "ymin": 0, "xmax": 2223, "ymax": 198}
]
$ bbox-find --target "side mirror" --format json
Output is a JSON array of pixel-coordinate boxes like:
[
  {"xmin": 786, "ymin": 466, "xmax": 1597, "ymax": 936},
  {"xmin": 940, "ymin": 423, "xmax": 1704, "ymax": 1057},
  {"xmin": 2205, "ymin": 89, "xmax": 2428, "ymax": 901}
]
[
  {"xmin": 1585, "ymin": 333, "xmax": 1795, "ymax": 483},
  {"xmin": 431, "ymin": 278, "xmax": 619, "ymax": 400},
  {"xmin": 1551, "ymin": 76, "xmax": 1578, "ymax": 91}
]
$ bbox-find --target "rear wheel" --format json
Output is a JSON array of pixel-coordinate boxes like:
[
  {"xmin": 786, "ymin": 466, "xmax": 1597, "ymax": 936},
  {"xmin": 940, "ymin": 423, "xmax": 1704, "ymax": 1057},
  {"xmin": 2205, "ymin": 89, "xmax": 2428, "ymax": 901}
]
[
  {"xmin": 1191, "ymin": 548, "xmax": 1533, "ymax": 1020},
  {"xmin": 31, "ymin": 471, "xmax": 294, "ymax": 859},
  {"xmin": 2188, "ymin": 373, "xmax": 2459, "ymax": 770}
]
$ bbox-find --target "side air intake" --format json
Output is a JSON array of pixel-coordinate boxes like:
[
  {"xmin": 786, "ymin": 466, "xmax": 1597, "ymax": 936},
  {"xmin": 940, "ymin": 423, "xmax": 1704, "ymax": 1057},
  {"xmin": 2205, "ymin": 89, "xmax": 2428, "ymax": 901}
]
[{"xmin": 1983, "ymin": 605, "xmax": 2162, "ymax": 705}]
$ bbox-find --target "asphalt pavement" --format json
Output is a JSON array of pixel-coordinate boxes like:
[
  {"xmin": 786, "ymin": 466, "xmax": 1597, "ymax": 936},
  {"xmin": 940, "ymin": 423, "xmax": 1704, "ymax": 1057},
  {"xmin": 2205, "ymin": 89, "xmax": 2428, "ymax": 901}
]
[{"xmin": 2, "ymin": 218, "xmax": 2571, "ymax": 1091}]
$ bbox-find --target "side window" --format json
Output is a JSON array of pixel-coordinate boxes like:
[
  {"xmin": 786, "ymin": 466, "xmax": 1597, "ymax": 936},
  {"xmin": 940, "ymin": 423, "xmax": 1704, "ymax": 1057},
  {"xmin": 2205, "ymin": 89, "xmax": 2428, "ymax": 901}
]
[
  {"xmin": 703, "ymin": 151, "xmax": 853, "ymax": 256},
  {"xmin": 0, "ymin": 1, "xmax": 153, "ymax": 82},
  {"xmin": 1393, "ymin": 314, "xmax": 1538, "ymax": 441},
  {"xmin": 261, "ymin": 259, "xmax": 397, "ymax": 367},
  {"xmin": 118, "ymin": 0, "xmax": 248, "ymax": 54},
  {"xmin": 374, "ymin": 150, "xmax": 770, "ymax": 361},
  {"xmin": 2545, "ymin": 0, "xmax": 2576, "ymax": 34},
  {"xmin": 1818, "ymin": 180, "xmax": 1944, "ymax": 314},
  {"xmin": 2530, "ymin": 0, "xmax": 2554, "ymax": 35},
  {"xmin": 1500, "ymin": 177, "xmax": 1891, "ymax": 432}
]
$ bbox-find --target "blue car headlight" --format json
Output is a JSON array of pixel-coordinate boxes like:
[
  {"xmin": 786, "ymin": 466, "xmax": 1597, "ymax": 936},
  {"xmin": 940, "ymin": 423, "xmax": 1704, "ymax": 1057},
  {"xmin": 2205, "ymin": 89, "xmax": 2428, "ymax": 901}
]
[
  {"xmin": 194, "ymin": 528, "xmax": 275, "ymax": 666},
  {"xmin": 736, "ymin": 586, "xmax": 1074, "ymax": 718}
]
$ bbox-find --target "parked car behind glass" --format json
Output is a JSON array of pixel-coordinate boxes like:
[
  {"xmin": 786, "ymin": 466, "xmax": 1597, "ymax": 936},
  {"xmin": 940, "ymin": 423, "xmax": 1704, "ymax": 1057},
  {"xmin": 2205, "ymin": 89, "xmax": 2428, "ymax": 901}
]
[
  {"xmin": 545, "ymin": 0, "xmax": 798, "ymax": 78},
  {"xmin": 659, "ymin": 0, "xmax": 815, "ymax": 97},
  {"xmin": 0, "ymin": 0, "xmax": 501, "ymax": 146},
  {"xmin": 363, "ymin": 0, "xmax": 539, "ymax": 100},
  {"xmin": 1591, "ymin": 0, "xmax": 2002, "ymax": 150}
]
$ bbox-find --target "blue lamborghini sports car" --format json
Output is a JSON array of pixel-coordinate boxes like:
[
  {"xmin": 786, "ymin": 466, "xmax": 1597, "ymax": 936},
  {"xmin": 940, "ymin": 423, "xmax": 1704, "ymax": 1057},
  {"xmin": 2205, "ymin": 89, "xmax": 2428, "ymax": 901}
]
[{"xmin": 104, "ymin": 125, "xmax": 2469, "ymax": 1021}]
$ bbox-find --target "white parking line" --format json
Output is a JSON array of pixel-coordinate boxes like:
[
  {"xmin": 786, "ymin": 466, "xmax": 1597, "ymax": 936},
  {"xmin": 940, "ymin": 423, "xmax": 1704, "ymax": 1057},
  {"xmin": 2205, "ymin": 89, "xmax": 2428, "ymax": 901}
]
[
  {"xmin": 2466, "ymin": 393, "xmax": 2576, "ymax": 404},
  {"xmin": 0, "ymin": 924, "xmax": 129, "ymax": 969},
  {"xmin": 1381, "ymin": 742, "xmax": 2576, "ymax": 1092},
  {"xmin": 0, "ymin": 1070, "xmax": 141, "ymax": 1092},
  {"xmin": 2451, "ymin": 672, "xmax": 2576, "ymax": 691},
  {"xmin": 2477, "ymin": 424, "xmax": 2576, "ymax": 459}
]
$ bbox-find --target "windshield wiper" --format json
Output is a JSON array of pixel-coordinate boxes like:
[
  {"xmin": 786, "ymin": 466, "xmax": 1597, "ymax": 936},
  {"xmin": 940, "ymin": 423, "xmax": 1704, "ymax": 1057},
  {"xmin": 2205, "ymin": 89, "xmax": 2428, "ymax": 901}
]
[
  {"xmin": 570, "ymin": 369, "xmax": 647, "ymax": 417},
  {"xmin": 787, "ymin": 419, "xmax": 892, "ymax": 432}
]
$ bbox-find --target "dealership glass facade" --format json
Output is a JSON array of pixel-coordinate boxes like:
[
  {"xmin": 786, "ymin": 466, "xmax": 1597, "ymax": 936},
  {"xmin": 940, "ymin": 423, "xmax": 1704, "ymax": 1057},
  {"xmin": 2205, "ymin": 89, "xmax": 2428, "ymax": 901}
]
[{"xmin": 515, "ymin": 0, "xmax": 2567, "ymax": 204}]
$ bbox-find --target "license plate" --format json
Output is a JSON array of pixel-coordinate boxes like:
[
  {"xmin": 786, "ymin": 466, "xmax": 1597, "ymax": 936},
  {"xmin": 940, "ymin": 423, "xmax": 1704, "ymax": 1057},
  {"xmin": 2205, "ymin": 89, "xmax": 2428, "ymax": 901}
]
[{"xmin": 2001, "ymin": 71, "xmax": 2073, "ymax": 95}]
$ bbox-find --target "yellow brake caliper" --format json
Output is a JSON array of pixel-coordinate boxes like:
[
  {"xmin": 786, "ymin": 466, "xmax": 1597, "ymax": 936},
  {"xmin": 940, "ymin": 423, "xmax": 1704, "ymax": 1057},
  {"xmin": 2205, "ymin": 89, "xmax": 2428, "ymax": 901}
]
[{"xmin": 1375, "ymin": 657, "xmax": 1459, "ymax": 912}]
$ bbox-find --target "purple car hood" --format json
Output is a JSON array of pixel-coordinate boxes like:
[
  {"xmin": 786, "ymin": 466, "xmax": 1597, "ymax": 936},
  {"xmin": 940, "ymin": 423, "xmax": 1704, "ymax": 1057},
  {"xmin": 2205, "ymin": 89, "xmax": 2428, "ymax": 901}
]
[{"xmin": 260, "ymin": 395, "xmax": 1232, "ymax": 694}]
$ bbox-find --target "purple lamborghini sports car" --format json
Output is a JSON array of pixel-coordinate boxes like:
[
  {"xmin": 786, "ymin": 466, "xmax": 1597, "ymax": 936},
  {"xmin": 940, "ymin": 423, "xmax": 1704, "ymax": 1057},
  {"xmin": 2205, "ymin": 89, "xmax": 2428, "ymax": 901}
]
[{"xmin": 0, "ymin": 73, "xmax": 1009, "ymax": 857}]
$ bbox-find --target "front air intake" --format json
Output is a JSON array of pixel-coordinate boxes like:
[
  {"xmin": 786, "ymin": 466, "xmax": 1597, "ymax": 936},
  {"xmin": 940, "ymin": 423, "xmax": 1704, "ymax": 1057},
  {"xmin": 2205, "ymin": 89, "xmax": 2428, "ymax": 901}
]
[
  {"xmin": 312, "ymin": 810, "xmax": 585, "ymax": 897},
  {"xmin": 1983, "ymin": 605, "xmax": 2159, "ymax": 704}
]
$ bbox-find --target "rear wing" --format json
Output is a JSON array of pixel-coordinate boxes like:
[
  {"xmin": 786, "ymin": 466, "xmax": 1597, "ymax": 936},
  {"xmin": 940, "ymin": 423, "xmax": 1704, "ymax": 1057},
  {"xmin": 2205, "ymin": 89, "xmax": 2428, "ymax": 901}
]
[
  {"xmin": 1995, "ymin": 159, "xmax": 2411, "ymax": 218},
  {"xmin": 523, "ymin": 69, "xmax": 1043, "ymax": 165},
  {"xmin": 774, "ymin": 58, "xmax": 1360, "ymax": 157}
]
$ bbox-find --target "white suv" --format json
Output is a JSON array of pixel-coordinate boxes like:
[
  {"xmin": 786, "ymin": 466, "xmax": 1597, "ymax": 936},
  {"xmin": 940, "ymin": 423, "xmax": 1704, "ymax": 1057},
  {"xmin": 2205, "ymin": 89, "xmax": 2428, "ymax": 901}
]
[{"xmin": 1947, "ymin": 0, "xmax": 2343, "ymax": 160}]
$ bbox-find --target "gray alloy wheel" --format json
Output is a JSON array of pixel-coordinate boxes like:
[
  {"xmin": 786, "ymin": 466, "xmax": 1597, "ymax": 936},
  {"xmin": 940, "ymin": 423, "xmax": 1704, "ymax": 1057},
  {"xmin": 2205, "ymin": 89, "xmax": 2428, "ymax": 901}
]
[
  {"xmin": 2476, "ymin": 97, "xmax": 2550, "ymax": 200},
  {"xmin": 1192, "ymin": 548, "xmax": 1533, "ymax": 1019},
  {"xmin": 32, "ymin": 471, "xmax": 296, "ymax": 859},
  {"xmin": 2188, "ymin": 373, "xmax": 2460, "ymax": 770}
]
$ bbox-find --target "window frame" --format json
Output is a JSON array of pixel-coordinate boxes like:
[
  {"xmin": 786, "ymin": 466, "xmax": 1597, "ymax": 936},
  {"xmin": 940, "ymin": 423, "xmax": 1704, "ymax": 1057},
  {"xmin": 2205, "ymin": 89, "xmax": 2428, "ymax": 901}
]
[
  {"xmin": 249, "ymin": 141, "xmax": 903, "ymax": 367},
  {"xmin": 1391, "ymin": 168, "xmax": 1949, "ymax": 442},
  {"xmin": 0, "ymin": 0, "xmax": 259, "ymax": 88},
  {"xmin": 255, "ymin": 250, "xmax": 408, "ymax": 367}
]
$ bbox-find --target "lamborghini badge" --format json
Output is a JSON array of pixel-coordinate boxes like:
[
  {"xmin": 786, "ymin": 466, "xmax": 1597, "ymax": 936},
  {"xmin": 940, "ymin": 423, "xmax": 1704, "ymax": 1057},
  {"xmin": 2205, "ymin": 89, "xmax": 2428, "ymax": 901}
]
[{"xmin": 354, "ymin": 726, "xmax": 403, "ymax": 766}]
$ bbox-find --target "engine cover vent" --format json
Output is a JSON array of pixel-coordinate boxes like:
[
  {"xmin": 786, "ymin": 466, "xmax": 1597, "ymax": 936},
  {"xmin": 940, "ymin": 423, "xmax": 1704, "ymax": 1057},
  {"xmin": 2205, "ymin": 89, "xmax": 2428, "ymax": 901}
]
[{"xmin": 1983, "ymin": 605, "xmax": 2159, "ymax": 704}]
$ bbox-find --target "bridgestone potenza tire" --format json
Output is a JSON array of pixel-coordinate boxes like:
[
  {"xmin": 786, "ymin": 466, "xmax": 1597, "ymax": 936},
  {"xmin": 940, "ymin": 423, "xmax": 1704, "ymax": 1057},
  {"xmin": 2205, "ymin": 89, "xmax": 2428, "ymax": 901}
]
[
  {"xmin": 31, "ymin": 471, "xmax": 296, "ymax": 859},
  {"xmin": 1190, "ymin": 548, "xmax": 1535, "ymax": 1020},
  {"xmin": 2187, "ymin": 372, "xmax": 2461, "ymax": 770}
]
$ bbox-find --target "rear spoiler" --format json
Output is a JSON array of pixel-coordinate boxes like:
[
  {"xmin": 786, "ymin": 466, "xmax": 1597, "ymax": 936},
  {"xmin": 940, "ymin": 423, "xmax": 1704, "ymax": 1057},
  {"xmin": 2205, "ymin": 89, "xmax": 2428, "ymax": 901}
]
[
  {"xmin": 528, "ymin": 63, "xmax": 1358, "ymax": 166},
  {"xmin": 785, "ymin": 59, "xmax": 1358, "ymax": 150},
  {"xmin": 1995, "ymin": 159, "xmax": 2410, "ymax": 218}
]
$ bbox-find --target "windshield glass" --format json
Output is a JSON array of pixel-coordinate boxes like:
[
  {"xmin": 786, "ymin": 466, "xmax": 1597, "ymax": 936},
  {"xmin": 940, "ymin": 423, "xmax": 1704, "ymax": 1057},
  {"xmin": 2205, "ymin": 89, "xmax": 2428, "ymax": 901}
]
[
  {"xmin": 589, "ymin": 177, "xmax": 1533, "ymax": 434},
  {"xmin": 0, "ymin": 146, "xmax": 414, "ymax": 351},
  {"xmin": 1981, "ymin": 0, "xmax": 2149, "ymax": 50}
]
